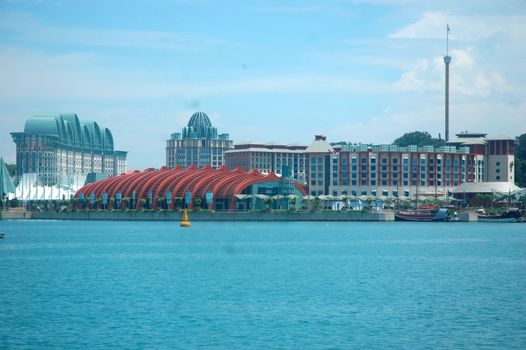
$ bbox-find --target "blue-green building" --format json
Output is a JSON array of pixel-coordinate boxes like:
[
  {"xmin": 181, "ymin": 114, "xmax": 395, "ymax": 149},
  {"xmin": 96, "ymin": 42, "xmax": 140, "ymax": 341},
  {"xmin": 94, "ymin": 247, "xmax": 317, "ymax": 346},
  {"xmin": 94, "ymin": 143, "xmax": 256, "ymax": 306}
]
[
  {"xmin": 11, "ymin": 114, "xmax": 127, "ymax": 198},
  {"xmin": 166, "ymin": 112, "xmax": 233, "ymax": 169}
]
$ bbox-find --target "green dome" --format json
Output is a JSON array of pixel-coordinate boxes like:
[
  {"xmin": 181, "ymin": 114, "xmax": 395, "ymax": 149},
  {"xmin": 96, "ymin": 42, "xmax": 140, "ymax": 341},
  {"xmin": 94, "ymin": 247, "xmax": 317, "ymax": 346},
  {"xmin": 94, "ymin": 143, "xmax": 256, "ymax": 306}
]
[{"xmin": 188, "ymin": 112, "xmax": 212, "ymax": 128}]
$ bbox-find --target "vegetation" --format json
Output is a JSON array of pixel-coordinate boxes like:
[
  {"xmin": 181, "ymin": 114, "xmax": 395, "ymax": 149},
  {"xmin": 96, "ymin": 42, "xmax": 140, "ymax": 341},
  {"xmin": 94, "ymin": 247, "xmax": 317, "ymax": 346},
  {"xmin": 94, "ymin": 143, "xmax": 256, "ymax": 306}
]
[
  {"xmin": 393, "ymin": 131, "xmax": 445, "ymax": 148},
  {"xmin": 515, "ymin": 133, "xmax": 526, "ymax": 187},
  {"xmin": 6, "ymin": 163, "xmax": 16, "ymax": 177}
]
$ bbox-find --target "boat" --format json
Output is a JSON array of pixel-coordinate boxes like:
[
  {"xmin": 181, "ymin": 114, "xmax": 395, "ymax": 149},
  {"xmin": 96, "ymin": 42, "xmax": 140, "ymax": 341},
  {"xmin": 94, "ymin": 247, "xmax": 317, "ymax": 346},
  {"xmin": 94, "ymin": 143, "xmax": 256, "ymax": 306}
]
[
  {"xmin": 395, "ymin": 207, "xmax": 449, "ymax": 222},
  {"xmin": 477, "ymin": 209, "xmax": 522, "ymax": 223},
  {"xmin": 0, "ymin": 233, "xmax": 5, "ymax": 239}
]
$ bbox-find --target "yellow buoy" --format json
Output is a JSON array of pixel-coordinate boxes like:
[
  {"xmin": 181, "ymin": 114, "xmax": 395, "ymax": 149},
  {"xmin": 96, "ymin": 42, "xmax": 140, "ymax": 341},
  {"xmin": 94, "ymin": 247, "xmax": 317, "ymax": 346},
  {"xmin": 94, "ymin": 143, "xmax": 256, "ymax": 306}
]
[{"xmin": 180, "ymin": 209, "xmax": 191, "ymax": 227}]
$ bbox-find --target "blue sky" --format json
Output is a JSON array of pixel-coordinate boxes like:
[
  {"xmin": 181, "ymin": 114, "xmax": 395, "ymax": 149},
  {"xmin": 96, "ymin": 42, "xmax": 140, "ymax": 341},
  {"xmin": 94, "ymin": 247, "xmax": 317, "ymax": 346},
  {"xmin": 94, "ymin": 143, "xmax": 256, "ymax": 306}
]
[{"xmin": 1, "ymin": 0, "xmax": 525, "ymax": 169}]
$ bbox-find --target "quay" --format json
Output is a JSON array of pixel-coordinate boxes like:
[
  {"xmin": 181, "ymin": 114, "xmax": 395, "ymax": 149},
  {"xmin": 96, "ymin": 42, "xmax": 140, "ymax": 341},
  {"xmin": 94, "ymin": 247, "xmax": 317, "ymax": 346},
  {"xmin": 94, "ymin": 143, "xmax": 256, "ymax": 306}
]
[{"xmin": 1, "ymin": 210, "xmax": 395, "ymax": 222}]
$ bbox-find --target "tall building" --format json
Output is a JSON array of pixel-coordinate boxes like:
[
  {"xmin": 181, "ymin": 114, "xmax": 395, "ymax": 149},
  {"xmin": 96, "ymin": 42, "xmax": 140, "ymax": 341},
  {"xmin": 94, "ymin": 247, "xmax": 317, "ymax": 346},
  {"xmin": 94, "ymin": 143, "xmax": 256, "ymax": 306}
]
[
  {"xmin": 224, "ymin": 142, "xmax": 308, "ymax": 183},
  {"xmin": 11, "ymin": 113, "xmax": 127, "ymax": 199},
  {"xmin": 166, "ymin": 112, "xmax": 233, "ymax": 169}
]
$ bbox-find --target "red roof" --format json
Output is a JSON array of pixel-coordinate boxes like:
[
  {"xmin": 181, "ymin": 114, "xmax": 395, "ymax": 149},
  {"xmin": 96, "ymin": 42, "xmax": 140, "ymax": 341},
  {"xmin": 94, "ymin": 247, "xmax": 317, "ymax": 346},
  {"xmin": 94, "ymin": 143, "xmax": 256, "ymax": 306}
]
[{"xmin": 75, "ymin": 166, "xmax": 306, "ymax": 209}]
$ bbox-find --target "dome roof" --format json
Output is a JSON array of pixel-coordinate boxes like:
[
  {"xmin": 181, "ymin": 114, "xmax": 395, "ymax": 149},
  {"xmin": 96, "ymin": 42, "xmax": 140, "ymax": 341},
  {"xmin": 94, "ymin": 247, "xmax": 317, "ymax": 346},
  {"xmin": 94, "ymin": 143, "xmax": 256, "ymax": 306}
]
[{"xmin": 188, "ymin": 112, "xmax": 212, "ymax": 128}]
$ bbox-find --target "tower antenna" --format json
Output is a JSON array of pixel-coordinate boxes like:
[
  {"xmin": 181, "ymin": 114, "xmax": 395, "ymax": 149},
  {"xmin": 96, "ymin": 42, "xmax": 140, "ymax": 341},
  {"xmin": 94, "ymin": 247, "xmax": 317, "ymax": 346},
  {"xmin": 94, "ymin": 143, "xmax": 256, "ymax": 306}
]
[{"xmin": 443, "ymin": 24, "xmax": 452, "ymax": 141}]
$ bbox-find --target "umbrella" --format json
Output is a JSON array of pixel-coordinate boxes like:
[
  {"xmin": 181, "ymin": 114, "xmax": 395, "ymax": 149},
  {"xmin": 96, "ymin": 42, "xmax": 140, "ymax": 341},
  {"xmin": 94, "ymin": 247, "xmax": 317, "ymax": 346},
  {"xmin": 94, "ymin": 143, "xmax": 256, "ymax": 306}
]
[
  {"xmin": 235, "ymin": 194, "xmax": 248, "ymax": 200},
  {"xmin": 303, "ymin": 195, "xmax": 316, "ymax": 200},
  {"xmin": 318, "ymin": 195, "xmax": 329, "ymax": 200},
  {"xmin": 287, "ymin": 194, "xmax": 297, "ymax": 200},
  {"xmin": 272, "ymin": 195, "xmax": 286, "ymax": 200},
  {"xmin": 378, "ymin": 195, "xmax": 388, "ymax": 201},
  {"xmin": 358, "ymin": 195, "xmax": 368, "ymax": 201},
  {"xmin": 255, "ymin": 194, "xmax": 269, "ymax": 200}
]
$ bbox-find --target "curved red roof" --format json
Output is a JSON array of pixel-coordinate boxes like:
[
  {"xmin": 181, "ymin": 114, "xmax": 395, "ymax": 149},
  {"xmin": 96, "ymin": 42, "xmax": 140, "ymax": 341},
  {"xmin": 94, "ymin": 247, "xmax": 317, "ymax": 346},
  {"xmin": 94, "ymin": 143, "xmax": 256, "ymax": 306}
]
[{"xmin": 75, "ymin": 166, "xmax": 306, "ymax": 210}]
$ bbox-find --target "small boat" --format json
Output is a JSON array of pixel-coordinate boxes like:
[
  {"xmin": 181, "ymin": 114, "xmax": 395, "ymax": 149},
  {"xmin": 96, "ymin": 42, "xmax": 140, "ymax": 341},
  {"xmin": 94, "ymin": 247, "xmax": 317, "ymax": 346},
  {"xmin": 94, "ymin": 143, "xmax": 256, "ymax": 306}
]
[
  {"xmin": 0, "ymin": 233, "xmax": 5, "ymax": 239},
  {"xmin": 477, "ymin": 209, "xmax": 522, "ymax": 223},
  {"xmin": 395, "ymin": 207, "xmax": 449, "ymax": 222}
]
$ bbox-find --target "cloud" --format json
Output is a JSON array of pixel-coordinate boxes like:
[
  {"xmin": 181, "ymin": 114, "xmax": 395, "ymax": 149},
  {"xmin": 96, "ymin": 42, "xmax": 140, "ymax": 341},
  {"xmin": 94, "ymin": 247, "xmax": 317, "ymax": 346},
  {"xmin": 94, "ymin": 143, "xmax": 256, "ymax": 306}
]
[{"xmin": 390, "ymin": 11, "xmax": 526, "ymax": 42}]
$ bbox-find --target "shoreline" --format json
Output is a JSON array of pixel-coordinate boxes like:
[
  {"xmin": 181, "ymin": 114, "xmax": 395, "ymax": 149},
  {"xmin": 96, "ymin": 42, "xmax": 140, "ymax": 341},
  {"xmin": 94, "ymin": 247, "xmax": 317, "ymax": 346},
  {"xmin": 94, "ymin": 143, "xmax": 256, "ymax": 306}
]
[
  {"xmin": 2, "ymin": 209, "xmax": 395, "ymax": 222},
  {"xmin": 1, "ymin": 209, "xmax": 480, "ymax": 222}
]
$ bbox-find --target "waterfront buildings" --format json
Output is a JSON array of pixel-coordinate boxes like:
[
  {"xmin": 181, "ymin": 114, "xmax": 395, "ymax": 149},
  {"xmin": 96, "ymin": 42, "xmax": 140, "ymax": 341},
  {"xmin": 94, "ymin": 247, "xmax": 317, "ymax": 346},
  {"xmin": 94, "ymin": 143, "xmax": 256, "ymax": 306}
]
[
  {"xmin": 447, "ymin": 132, "xmax": 516, "ymax": 183},
  {"xmin": 166, "ymin": 112, "xmax": 233, "ymax": 169},
  {"xmin": 304, "ymin": 135, "xmax": 472, "ymax": 198},
  {"xmin": 76, "ymin": 165, "xmax": 306, "ymax": 211},
  {"xmin": 224, "ymin": 142, "xmax": 308, "ymax": 183},
  {"xmin": 10, "ymin": 113, "xmax": 127, "ymax": 200}
]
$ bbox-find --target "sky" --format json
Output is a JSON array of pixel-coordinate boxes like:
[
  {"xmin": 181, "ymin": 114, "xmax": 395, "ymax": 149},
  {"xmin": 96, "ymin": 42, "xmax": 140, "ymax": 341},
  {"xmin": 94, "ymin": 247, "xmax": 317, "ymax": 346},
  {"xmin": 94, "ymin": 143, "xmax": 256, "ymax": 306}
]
[{"xmin": 0, "ymin": 0, "xmax": 525, "ymax": 170}]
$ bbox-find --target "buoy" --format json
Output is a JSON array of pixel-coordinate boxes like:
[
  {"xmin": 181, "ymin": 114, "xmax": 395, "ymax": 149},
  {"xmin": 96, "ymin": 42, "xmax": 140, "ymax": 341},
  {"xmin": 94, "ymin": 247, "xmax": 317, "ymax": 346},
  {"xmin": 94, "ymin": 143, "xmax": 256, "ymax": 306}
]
[{"xmin": 180, "ymin": 209, "xmax": 191, "ymax": 227}]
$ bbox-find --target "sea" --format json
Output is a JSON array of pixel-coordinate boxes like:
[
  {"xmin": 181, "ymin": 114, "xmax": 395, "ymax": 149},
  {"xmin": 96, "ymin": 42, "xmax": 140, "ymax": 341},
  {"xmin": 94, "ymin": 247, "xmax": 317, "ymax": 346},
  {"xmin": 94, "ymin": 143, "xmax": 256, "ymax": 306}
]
[{"xmin": 1, "ymin": 220, "xmax": 525, "ymax": 349}]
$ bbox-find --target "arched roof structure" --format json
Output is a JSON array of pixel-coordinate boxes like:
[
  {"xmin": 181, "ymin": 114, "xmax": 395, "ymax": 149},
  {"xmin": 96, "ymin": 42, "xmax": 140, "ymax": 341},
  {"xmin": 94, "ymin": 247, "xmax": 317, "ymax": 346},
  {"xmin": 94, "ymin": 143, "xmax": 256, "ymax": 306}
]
[
  {"xmin": 22, "ymin": 113, "xmax": 114, "ymax": 151},
  {"xmin": 75, "ymin": 166, "xmax": 307, "ymax": 210}
]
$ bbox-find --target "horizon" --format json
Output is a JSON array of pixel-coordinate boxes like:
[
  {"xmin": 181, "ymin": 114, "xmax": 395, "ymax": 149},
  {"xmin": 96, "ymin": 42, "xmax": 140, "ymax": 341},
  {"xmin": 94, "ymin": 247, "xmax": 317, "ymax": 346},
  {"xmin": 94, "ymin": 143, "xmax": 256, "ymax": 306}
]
[{"xmin": 1, "ymin": 0, "xmax": 525, "ymax": 169}]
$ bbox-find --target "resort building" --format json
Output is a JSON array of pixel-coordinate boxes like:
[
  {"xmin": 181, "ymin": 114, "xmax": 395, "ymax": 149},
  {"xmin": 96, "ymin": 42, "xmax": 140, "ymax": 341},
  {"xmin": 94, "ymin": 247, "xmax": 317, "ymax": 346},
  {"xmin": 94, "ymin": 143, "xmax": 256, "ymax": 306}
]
[
  {"xmin": 447, "ymin": 132, "xmax": 516, "ymax": 183},
  {"xmin": 166, "ymin": 112, "xmax": 233, "ymax": 169},
  {"xmin": 224, "ymin": 142, "xmax": 308, "ymax": 183},
  {"xmin": 304, "ymin": 135, "xmax": 473, "ymax": 198},
  {"xmin": 10, "ymin": 113, "xmax": 127, "ymax": 200},
  {"xmin": 75, "ymin": 165, "xmax": 307, "ymax": 211}
]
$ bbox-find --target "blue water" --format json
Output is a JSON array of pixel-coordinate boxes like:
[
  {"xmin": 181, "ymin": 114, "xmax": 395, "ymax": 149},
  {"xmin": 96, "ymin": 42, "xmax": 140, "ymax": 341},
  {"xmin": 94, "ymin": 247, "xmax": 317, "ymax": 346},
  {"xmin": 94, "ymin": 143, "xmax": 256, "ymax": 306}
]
[{"xmin": 0, "ymin": 220, "xmax": 525, "ymax": 349}]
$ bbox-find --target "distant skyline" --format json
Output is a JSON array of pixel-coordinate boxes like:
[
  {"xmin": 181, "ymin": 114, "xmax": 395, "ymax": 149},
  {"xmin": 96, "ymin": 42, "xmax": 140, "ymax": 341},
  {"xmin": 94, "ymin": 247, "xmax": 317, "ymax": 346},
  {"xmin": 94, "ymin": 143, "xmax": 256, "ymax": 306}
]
[{"xmin": 1, "ymin": 0, "xmax": 525, "ymax": 170}]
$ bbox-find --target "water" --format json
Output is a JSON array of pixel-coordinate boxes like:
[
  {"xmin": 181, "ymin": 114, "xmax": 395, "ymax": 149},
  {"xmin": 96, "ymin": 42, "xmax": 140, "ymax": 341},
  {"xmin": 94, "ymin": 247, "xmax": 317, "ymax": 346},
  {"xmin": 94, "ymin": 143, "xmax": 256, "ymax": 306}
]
[{"xmin": 1, "ymin": 220, "xmax": 525, "ymax": 349}]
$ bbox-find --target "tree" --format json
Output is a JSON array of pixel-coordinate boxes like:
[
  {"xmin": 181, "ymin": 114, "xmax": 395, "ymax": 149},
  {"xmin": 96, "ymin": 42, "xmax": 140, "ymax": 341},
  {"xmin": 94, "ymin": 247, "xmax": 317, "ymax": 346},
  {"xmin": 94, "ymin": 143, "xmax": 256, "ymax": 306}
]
[
  {"xmin": 393, "ymin": 131, "xmax": 445, "ymax": 148},
  {"xmin": 515, "ymin": 133, "xmax": 526, "ymax": 187},
  {"xmin": 6, "ymin": 164, "xmax": 16, "ymax": 177}
]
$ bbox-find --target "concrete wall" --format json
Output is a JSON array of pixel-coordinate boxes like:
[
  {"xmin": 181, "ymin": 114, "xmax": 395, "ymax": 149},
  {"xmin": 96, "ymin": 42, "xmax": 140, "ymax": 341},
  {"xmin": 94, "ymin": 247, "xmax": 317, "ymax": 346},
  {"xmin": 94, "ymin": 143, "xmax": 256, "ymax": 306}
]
[{"xmin": 24, "ymin": 210, "xmax": 395, "ymax": 222}]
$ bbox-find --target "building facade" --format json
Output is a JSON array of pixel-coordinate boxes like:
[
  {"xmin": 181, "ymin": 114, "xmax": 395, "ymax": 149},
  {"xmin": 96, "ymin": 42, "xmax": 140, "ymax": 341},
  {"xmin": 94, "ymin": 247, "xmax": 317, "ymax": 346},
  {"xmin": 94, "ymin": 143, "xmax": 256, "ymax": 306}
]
[
  {"xmin": 305, "ymin": 135, "xmax": 473, "ymax": 198},
  {"xmin": 224, "ymin": 142, "xmax": 308, "ymax": 183},
  {"xmin": 447, "ymin": 132, "xmax": 516, "ymax": 183},
  {"xmin": 11, "ymin": 114, "xmax": 127, "ymax": 186},
  {"xmin": 166, "ymin": 112, "xmax": 233, "ymax": 169}
]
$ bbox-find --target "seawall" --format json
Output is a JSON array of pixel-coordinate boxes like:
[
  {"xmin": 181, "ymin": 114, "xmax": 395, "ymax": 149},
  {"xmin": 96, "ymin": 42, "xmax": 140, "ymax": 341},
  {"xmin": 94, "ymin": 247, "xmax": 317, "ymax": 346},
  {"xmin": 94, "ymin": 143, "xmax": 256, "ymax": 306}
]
[{"xmin": 2, "ymin": 210, "xmax": 395, "ymax": 222}]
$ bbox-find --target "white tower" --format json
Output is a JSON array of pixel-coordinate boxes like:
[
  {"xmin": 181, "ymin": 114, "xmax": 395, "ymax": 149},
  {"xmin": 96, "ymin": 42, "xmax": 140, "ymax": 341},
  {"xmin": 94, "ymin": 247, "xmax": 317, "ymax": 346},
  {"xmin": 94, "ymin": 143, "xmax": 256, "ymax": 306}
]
[{"xmin": 444, "ymin": 25, "xmax": 451, "ymax": 141}]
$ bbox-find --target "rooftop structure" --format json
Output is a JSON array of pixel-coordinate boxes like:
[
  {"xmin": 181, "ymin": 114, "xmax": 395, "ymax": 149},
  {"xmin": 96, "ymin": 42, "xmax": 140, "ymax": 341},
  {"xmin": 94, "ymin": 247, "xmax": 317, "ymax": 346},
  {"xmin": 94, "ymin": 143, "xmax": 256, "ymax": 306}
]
[
  {"xmin": 166, "ymin": 112, "xmax": 233, "ymax": 169},
  {"xmin": 10, "ymin": 113, "xmax": 127, "ymax": 200}
]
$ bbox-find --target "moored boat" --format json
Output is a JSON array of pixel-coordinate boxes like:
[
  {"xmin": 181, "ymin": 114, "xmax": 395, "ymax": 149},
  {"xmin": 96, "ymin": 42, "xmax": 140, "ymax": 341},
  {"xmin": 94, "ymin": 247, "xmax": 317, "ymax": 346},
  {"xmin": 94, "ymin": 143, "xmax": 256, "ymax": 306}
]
[
  {"xmin": 395, "ymin": 208, "xmax": 449, "ymax": 222},
  {"xmin": 477, "ymin": 209, "xmax": 522, "ymax": 223}
]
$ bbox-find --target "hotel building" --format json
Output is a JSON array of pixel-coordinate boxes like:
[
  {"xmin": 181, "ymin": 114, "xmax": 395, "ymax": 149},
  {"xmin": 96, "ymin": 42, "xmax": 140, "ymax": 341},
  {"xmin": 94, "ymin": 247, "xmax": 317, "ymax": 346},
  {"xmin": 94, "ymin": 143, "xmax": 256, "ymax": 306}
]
[
  {"xmin": 166, "ymin": 112, "xmax": 233, "ymax": 169},
  {"xmin": 305, "ymin": 135, "xmax": 474, "ymax": 197},
  {"xmin": 11, "ymin": 113, "xmax": 127, "ymax": 187},
  {"xmin": 224, "ymin": 142, "xmax": 308, "ymax": 183}
]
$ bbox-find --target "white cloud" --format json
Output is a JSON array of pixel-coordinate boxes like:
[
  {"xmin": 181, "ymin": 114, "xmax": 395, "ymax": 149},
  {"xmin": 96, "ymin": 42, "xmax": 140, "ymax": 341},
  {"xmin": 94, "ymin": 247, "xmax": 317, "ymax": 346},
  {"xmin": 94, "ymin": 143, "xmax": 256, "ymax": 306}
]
[{"xmin": 390, "ymin": 11, "xmax": 526, "ymax": 42}]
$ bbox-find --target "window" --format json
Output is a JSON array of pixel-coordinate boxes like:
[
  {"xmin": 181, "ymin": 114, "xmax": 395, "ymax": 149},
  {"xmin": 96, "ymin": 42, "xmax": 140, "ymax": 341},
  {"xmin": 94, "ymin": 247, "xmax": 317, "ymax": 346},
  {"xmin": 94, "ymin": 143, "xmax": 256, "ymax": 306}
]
[
  {"xmin": 392, "ymin": 158, "xmax": 398, "ymax": 164},
  {"xmin": 371, "ymin": 180, "xmax": 376, "ymax": 186},
  {"xmin": 371, "ymin": 190, "xmax": 377, "ymax": 196},
  {"xmin": 361, "ymin": 180, "xmax": 367, "ymax": 185},
  {"xmin": 496, "ymin": 169, "xmax": 500, "ymax": 173},
  {"xmin": 496, "ymin": 161, "xmax": 500, "ymax": 166},
  {"xmin": 361, "ymin": 158, "xmax": 367, "ymax": 164},
  {"xmin": 352, "ymin": 180, "xmax": 357, "ymax": 186},
  {"xmin": 382, "ymin": 190, "xmax": 388, "ymax": 196},
  {"xmin": 496, "ymin": 175, "xmax": 501, "ymax": 180},
  {"xmin": 371, "ymin": 158, "xmax": 376, "ymax": 164},
  {"xmin": 382, "ymin": 158, "xmax": 387, "ymax": 164}
]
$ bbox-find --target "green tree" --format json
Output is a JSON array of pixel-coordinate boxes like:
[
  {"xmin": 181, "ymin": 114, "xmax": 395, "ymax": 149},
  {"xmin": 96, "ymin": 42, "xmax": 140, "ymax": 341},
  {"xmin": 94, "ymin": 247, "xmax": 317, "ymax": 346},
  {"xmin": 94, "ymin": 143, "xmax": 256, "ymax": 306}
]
[
  {"xmin": 6, "ymin": 164, "xmax": 16, "ymax": 177},
  {"xmin": 515, "ymin": 133, "xmax": 526, "ymax": 187},
  {"xmin": 393, "ymin": 131, "xmax": 445, "ymax": 148}
]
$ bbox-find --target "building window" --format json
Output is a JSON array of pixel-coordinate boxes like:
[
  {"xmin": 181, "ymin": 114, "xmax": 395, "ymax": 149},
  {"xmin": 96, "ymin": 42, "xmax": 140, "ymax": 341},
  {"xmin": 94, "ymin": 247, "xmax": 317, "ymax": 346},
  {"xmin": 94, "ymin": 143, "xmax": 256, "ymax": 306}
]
[
  {"xmin": 496, "ymin": 175, "xmax": 501, "ymax": 180},
  {"xmin": 496, "ymin": 161, "xmax": 500, "ymax": 167}
]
